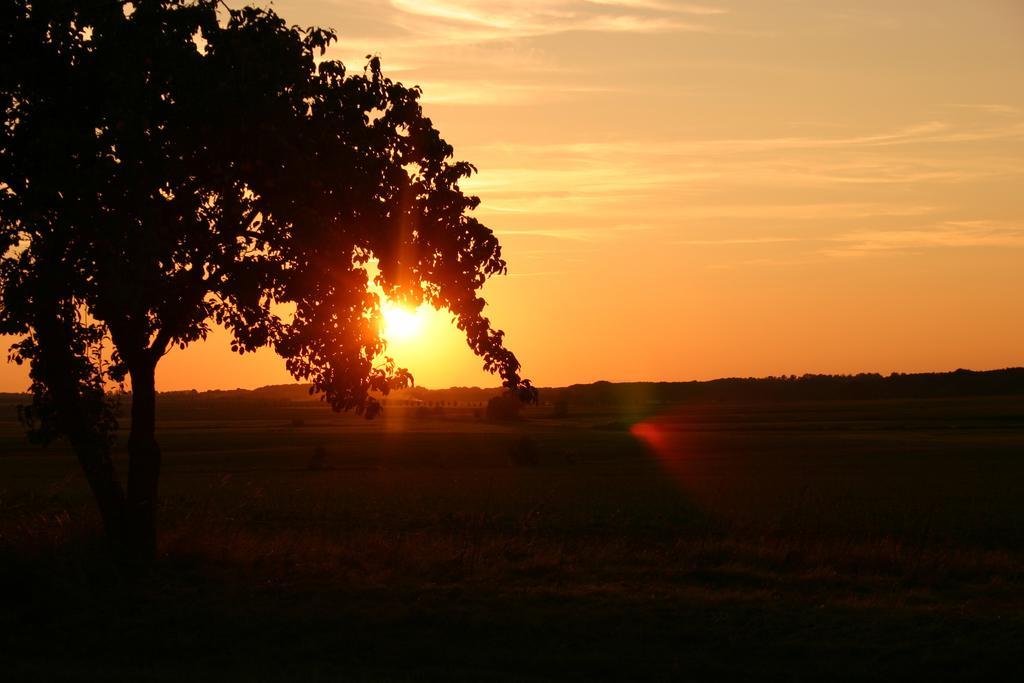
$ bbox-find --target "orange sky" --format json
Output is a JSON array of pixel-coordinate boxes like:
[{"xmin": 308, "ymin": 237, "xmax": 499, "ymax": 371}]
[{"xmin": 2, "ymin": 0, "xmax": 1023, "ymax": 391}]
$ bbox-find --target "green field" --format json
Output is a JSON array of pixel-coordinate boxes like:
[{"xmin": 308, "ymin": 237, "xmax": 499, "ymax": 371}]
[{"xmin": 2, "ymin": 395, "xmax": 1023, "ymax": 680}]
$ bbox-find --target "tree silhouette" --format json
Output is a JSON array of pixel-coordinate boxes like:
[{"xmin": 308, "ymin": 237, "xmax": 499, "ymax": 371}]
[{"xmin": 0, "ymin": 0, "xmax": 534, "ymax": 564}]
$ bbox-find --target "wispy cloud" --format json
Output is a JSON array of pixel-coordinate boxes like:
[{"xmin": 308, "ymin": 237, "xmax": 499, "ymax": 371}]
[
  {"xmin": 414, "ymin": 79, "xmax": 617, "ymax": 106},
  {"xmin": 478, "ymin": 120, "xmax": 1024, "ymax": 158},
  {"xmin": 676, "ymin": 236, "xmax": 804, "ymax": 246},
  {"xmin": 466, "ymin": 165, "xmax": 720, "ymax": 214},
  {"xmin": 946, "ymin": 103, "xmax": 1021, "ymax": 117},
  {"xmin": 461, "ymin": 119, "xmax": 1024, "ymax": 222},
  {"xmin": 387, "ymin": 0, "xmax": 722, "ymax": 45},
  {"xmin": 496, "ymin": 223, "xmax": 660, "ymax": 242},
  {"xmin": 585, "ymin": 0, "xmax": 727, "ymax": 15},
  {"xmin": 322, "ymin": 0, "xmax": 727, "ymax": 106},
  {"xmin": 690, "ymin": 219, "xmax": 1024, "ymax": 271},
  {"xmin": 507, "ymin": 269, "xmax": 574, "ymax": 278},
  {"xmin": 824, "ymin": 220, "xmax": 1024, "ymax": 257},
  {"xmin": 675, "ymin": 220, "xmax": 1024, "ymax": 254},
  {"xmin": 664, "ymin": 203, "xmax": 939, "ymax": 221}
]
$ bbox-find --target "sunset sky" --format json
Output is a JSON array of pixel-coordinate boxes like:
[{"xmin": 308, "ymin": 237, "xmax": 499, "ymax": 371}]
[{"xmin": 3, "ymin": 0, "xmax": 1023, "ymax": 392}]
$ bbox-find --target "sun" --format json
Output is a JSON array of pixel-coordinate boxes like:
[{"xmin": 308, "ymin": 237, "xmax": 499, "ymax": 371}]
[{"xmin": 380, "ymin": 301, "xmax": 425, "ymax": 342}]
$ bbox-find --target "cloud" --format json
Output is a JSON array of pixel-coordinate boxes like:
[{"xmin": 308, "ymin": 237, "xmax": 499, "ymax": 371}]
[
  {"xmin": 413, "ymin": 79, "xmax": 617, "ymax": 106},
  {"xmin": 664, "ymin": 203, "xmax": 939, "ymax": 221},
  {"xmin": 386, "ymin": 0, "xmax": 721, "ymax": 45},
  {"xmin": 585, "ymin": 0, "xmax": 728, "ymax": 15},
  {"xmin": 737, "ymin": 158, "xmax": 1021, "ymax": 187},
  {"xmin": 495, "ymin": 222, "xmax": 661, "ymax": 242},
  {"xmin": 467, "ymin": 164, "xmax": 718, "ymax": 196},
  {"xmin": 676, "ymin": 236, "xmax": 804, "ymax": 246},
  {"xmin": 824, "ymin": 220, "xmax": 1024, "ymax": 257},
  {"xmin": 692, "ymin": 219, "xmax": 1024, "ymax": 270},
  {"xmin": 469, "ymin": 144, "xmax": 1024, "ymax": 219},
  {"xmin": 478, "ymin": 120, "xmax": 1024, "ymax": 159},
  {"xmin": 946, "ymin": 104, "xmax": 1021, "ymax": 117},
  {"xmin": 458, "ymin": 118, "xmax": 1024, "ymax": 222},
  {"xmin": 494, "ymin": 228, "xmax": 595, "ymax": 241},
  {"xmin": 320, "ymin": 0, "xmax": 725, "ymax": 106},
  {"xmin": 507, "ymin": 269, "xmax": 573, "ymax": 278},
  {"xmin": 674, "ymin": 219, "xmax": 1024, "ymax": 254}
]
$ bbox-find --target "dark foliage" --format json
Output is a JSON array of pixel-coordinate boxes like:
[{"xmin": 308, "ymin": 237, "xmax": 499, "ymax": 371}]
[{"xmin": 0, "ymin": 0, "xmax": 532, "ymax": 560}]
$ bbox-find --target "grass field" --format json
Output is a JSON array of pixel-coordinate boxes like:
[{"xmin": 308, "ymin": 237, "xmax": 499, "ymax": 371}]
[{"xmin": 2, "ymin": 395, "xmax": 1023, "ymax": 680}]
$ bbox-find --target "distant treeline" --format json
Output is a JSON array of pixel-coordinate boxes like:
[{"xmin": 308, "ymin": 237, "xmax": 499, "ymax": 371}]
[
  {"xmin": 205, "ymin": 367, "xmax": 1024, "ymax": 406},
  {"xmin": 540, "ymin": 368, "xmax": 1024, "ymax": 407},
  {"xmin": 1, "ymin": 369, "xmax": 1022, "ymax": 419}
]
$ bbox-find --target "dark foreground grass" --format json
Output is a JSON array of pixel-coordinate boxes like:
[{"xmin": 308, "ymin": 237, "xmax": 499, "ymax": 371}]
[{"xmin": 2, "ymin": 396, "xmax": 1023, "ymax": 680}]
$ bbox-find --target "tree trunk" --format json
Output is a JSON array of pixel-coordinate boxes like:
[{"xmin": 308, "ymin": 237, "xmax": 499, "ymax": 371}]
[
  {"xmin": 69, "ymin": 428, "xmax": 126, "ymax": 545},
  {"xmin": 126, "ymin": 359, "xmax": 161, "ymax": 566}
]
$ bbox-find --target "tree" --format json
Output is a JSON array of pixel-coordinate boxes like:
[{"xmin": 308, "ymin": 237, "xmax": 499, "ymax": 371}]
[
  {"xmin": 0, "ymin": 0, "xmax": 534, "ymax": 565},
  {"xmin": 485, "ymin": 394, "xmax": 523, "ymax": 421}
]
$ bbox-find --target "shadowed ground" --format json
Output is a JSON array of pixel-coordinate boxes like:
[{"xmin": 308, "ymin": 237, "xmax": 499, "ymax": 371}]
[{"xmin": 2, "ymin": 396, "xmax": 1022, "ymax": 680}]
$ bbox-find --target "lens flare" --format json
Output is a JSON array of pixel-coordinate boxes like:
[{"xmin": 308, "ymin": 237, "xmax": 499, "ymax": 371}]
[{"xmin": 630, "ymin": 414, "xmax": 696, "ymax": 489}]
